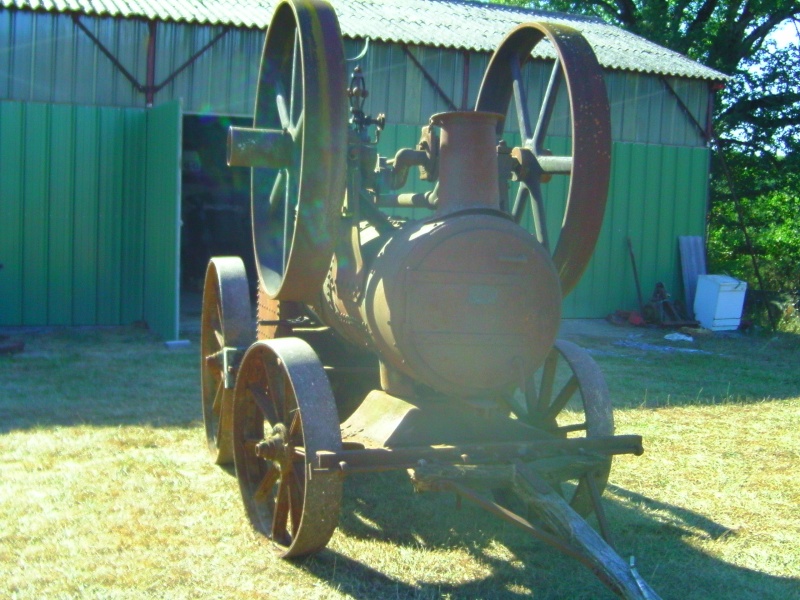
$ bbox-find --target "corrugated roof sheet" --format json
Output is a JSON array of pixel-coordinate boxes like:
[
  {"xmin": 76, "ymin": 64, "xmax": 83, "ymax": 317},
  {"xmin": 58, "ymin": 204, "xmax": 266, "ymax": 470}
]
[{"xmin": 0, "ymin": 0, "xmax": 727, "ymax": 80}]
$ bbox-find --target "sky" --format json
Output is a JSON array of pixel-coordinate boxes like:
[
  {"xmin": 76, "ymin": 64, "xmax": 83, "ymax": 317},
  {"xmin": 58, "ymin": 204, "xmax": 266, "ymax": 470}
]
[{"xmin": 769, "ymin": 18, "xmax": 799, "ymax": 49}]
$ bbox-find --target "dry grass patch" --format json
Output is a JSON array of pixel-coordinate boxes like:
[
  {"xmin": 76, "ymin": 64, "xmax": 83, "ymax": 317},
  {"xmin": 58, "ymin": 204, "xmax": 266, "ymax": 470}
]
[{"xmin": 1, "ymin": 324, "xmax": 798, "ymax": 598}]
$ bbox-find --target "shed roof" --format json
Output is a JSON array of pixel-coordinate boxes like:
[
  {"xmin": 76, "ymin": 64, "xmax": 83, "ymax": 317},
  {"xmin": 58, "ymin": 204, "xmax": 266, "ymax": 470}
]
[{"xmin": 1, "ymin": 0, "xmax": 727, "ymax": 81}]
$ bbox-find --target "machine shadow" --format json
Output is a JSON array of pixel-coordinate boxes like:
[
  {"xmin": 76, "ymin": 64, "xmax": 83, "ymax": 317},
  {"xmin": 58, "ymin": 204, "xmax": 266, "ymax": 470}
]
[{"xmin": 296, "ymin": 471, "xmax": 799, "ymax": 599}]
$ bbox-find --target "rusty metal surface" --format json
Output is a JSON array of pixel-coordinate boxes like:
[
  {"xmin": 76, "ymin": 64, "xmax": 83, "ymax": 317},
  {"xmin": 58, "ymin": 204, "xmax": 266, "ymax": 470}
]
[
  {"xmin": 508, "ymin": 338, "xmax": 614, "ymax": 516},
  {"xmin": 200, "ymin": 3, "xmax": 651, "ymax": 591},
  {"xmin": 241, "ymin": 0, "xmax": 348, "ymax": 301},
  {"xmin": 232, "ymin": 337, "xmax": 343, "ymax": 557},
  {"xmin": 475, "ymin": 21, "xmax": 612, "ymax": 297},
  {"xmin": 429, "ymin": 111, "xmax": 503, "ymax": 216},
  {"xmin": 318, "ymin": 435, "xmax": 643, "ymax": 473},
  {"xmin": 362, "ymin": 213, "xmax": 562, "ymax": 397},
  {"xmin": 200, "ymin": 257, "xmax": 253, "ymax": 465}
]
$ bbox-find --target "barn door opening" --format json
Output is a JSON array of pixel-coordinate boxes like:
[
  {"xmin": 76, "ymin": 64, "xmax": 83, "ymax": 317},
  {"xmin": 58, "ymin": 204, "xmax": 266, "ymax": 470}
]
[{"xmin": 180, "ymin": 114, "xmax": 254, "ymax": 297}]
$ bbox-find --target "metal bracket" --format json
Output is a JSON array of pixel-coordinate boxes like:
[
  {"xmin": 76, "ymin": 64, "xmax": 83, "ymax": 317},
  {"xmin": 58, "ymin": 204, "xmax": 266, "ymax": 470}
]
[{"xmin": 222, "ymin": 346, "xmax": 245, "ymax": 389}]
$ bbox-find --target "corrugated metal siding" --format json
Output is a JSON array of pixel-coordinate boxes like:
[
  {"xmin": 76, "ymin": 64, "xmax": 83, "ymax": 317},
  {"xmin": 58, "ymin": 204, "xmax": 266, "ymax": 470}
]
[
  {"xmin": 1, "ymin": 12, "xmax": 711, "ymax": 147},
  {"xmin": 0, "ymin": 10, "xmax": 148, "ymax": 107},
  {"xmin": 0, "ymin": 99, "xmax": 181, "ymax": 337},
  {"xmin": 562, "ymin": 142, "xmax": 709, "ymax": 318},
  {"xmin": 155, "ymin": 23, "xmax": 262, "ymax": 116},
  {"xmin": 0, "ymin": 0, "xmax": 729, "ymax": 82},
  {"xmin": 353, "ymin": 40, "xmax": 707, "ymax": 147},
  {"xmin": 143, "ymin": 100, "xmax": 182, "ymax": 340}
]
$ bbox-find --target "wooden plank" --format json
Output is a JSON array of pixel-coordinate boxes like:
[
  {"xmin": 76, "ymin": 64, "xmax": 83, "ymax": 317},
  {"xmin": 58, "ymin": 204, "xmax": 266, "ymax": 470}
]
[{"xmin": 514, "ymin": 462, "xmax": 662, "ymax": 600}]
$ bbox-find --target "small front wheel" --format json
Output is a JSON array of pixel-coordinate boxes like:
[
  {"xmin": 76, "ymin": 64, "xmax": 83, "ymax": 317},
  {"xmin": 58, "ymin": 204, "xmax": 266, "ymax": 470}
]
[
  {"xmin": 232, "ymin": 337, "xmax": 343, "ymax": 557},
  {"xmin": 200, "ymin": 257, "xmax": 252, "ymax": 465}
]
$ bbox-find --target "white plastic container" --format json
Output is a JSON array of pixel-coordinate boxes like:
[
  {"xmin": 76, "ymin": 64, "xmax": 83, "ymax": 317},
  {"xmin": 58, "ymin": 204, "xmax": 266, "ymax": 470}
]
[{"xmin": 693, "ymin": 275, "xmax": 747, "ymax": 331}]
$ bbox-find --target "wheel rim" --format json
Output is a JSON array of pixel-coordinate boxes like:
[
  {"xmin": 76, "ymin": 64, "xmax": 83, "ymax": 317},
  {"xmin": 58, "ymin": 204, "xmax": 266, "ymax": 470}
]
[
  {"xmin": 475, "ymin": 23, "xmax": 611, "ymax": 296},
  {"xmin": 233, "ymin": 338, "xmax": 343, "ymax": 557},
  {"xmin": 247, "ymin": 0, "xmax": 347, "ymax": 301},
  {"xmin": 201, "ymin": 257, "xmax": 252, "ymax": 465},
  {"xmin": 512, "ymin": 339, "xmax": 614, "ymax": 516}
]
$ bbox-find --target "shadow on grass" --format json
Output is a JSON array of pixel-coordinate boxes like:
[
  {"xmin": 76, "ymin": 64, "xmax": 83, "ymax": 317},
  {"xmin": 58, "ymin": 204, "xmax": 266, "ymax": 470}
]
[
  {"xmin": 292, "ymin": 471, "xmax": 799, "ymax": 600},
  {"xmin": 0, "ymin": 326, "xmax": 201, "ymax": 434}
]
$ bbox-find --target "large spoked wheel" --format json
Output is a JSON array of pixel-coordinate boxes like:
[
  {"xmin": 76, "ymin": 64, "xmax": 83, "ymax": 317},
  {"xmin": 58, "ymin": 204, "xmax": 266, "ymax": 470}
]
[
  {"xmin": 232, "ymin": 338, "xmax": 343, "ymax": 557},
  {"xmin": 475, "ymin": 23, "xmax": 611, "ymax": 296},
  {"xmin": 201, "ymin": 257, "xmax": 253, "ymax": 465},
  {"xmin": 512, "ymin": 340, "xmax": 614, "ymax": 516},
  {"xmin": 228, "ymin": 0, "xmax": 348, "ymax": 302}
]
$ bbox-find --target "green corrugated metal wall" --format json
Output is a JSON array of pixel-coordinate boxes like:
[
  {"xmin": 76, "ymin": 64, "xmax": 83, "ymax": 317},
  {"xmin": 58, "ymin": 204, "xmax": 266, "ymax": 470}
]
[
  {"xmin": 377, "ymin": 125, "xmax": 708, "ymax": 317},
  {"xmin": 0, "ymin": 99, "xmax": 181, "ymax": 338},
  {"xmin": 144, "ymin": 101, "xmax": 182, "ymax": 340}
]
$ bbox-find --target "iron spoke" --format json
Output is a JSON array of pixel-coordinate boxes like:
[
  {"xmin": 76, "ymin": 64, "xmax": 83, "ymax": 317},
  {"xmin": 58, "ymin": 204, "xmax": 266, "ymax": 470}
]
[
  {"xmin": 287, "ymin": 408, "xmax": 302, "ymax": 441},
  {"xmin": 269, "ymin": 170, "xmax": 287, "ymax": 213},
  {"xmin": 248, "ymin": 381, "xmax": 278, "ymax": 425},
  {"xmin": 253, "ymin": 465, "xmax": 279, "ymax": 504},
  {"xmin": 212, "ymin": 379, "xmax": 224, "ymax": 415},
  {"xmin": 272, "ymin": 475, "xmax": 291, "ymax": 544},
  {"xmin": 286, "ymin": 466, "xmax": 304, "ymax": 537},
  {"xmin": 545, "ymin": 375, "xmax": 579, "ymax": 422},
  {"xmin": 290, "ymin": 27, "xmax": 301, "ymax": 126},
  {"xmin": 511, "ymin": 53, "xmax": 533, "ymax": 141},
  {"xmin": 511, "ymin": 185, "xmax": 528, "ymax": 225},
  {"xmin": 283, "ymin": 170, "xmax": 291, "ymax": 272},
  {"xmin": 554, "ymin": 422, "xmax": 588, "ymax": 434},
  {"xmin": 283, "ymin": 373, "xmax": 296, "ymax": 428},
  {"xmin": 523, "ymin": 175, "xmax": 550, "ymax": 251},
  {"xmin": 292, "ymin": 110, "xmax": 304, "ymax": 139},
  {"xmin": 267, "ymin": 360, "xmax": 286, "ymax": 423},
  {"xmin": 533, "ymin": 58, "xmax": 563, "ymax": 153},
  {"xmin": 274, "ymin": 79, "xmax": 290, "ymax": 130},
  {"xmin": 523, "ymin": 373, "xmax": 540, "ymax": 418},
  {"xmin": 537, "ymin": 350, "xmax": 558, "ymax": 414},
  {"xmin": 213, "ymin": 323, "xmax": 224, "ymax": 348}
]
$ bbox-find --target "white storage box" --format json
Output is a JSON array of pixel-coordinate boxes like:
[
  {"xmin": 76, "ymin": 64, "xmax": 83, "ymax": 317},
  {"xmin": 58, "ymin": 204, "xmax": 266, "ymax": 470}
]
[{"xmin": 693, "ymin": 275, "xmax": 747, "ymax": 331}]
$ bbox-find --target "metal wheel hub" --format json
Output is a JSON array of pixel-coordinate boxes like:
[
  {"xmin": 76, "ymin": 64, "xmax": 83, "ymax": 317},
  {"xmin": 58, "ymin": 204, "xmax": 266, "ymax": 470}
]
[{"xmin": 255, "ymin": 423, "xmax": 291, "ymax": 462}]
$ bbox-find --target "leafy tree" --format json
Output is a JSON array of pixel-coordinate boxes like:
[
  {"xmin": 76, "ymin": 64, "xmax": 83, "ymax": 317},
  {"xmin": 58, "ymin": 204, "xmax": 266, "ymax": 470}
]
[{"xmin": 708, "ymin": 151, "xmax": 800, "ymax": 291}]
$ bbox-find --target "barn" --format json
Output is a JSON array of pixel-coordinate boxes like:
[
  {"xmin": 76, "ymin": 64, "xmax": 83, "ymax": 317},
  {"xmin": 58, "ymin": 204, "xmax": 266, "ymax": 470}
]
[{"xmin": 0, "ymin": 0, "xmax": 725, "ymax": 339}]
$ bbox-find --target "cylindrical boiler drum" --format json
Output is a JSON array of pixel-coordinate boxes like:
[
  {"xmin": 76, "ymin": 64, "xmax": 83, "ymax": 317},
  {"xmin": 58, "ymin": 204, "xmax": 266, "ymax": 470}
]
[{"xmin": 362, "ymin": 213, "xmax": 562, "ymax": 398}]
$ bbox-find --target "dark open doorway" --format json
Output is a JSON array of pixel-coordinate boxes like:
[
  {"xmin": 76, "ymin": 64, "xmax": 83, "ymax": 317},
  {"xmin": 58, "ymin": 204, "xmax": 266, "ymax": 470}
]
[{"xmin": 181, "ymin": 114, "xmax": 255, "ymax": 294}]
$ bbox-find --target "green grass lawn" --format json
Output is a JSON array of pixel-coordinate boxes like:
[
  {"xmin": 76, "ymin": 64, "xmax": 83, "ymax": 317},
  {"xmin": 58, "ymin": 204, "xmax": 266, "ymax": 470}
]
[{"xmin": 1, "ymin": 324, "xmax": 798, "ymax": 599}]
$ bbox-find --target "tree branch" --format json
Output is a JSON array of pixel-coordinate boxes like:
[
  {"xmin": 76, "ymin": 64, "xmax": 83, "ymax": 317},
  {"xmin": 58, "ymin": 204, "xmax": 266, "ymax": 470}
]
[{"xmin": 684, "ymin": 0, "xmax": 720, "ymax": 44}]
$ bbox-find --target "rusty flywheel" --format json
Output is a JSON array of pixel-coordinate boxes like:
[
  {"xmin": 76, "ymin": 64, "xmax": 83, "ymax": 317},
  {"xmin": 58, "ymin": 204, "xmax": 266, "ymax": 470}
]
[
  {"xmin": 476, "ymin": 23, "xmax": 612, "ymax": 297},
  {"xmin": 228, "ymin": 0, "xmax": 348, "ymax": 302}
]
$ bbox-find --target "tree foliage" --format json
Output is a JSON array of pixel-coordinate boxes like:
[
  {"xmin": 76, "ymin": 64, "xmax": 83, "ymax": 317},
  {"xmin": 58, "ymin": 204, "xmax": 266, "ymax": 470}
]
[{"xmin": 708, "ymin": 152, "xmax": 800, "ymax": 291}]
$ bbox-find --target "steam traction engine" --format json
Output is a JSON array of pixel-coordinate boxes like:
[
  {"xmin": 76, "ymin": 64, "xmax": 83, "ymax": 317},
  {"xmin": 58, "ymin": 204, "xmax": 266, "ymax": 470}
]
[{"xmin": 200, "ymin": 1, "xmax": 659, "ymax": 597}]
